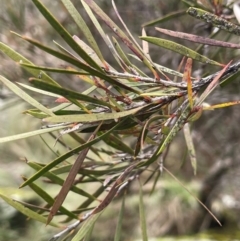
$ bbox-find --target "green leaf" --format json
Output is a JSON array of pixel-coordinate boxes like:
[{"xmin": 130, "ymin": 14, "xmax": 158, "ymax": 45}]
[
  {"xmin": 52, "ymin": 164, "xmax": 128, "ymax": 176},
  {"xmin": 112, "ymin": 36, "xmax": 133, "ymax": 68},
  {"xmin": 17, "ymin": 82, "xmax": 61, "ymax": 98},
  {"xmin": 0, "ymin": 75, "xmax": 54, "ymax": 116},
  {"xmin": 71, "ymin": 211, "xmax": 103, "ymax": 241},
  {"xmin": 220, "ymin": 69, "xmax": 240, "ymax": 87},
  {"xmin": 0, "ymin": 125, "xmax": 67, "ymax": 143},
  {"xmin": 44, "ymin": 106, "xmax": 143, "ymax": 123},
  {"xmin": 142, "ymin": 9, "xmax": 186, "ymax": 27},
  {"xmin": 187, "ymin": 7, "xmax": 240, "ymax": 36},
  {"xmin": 17, "ymin": 35, "xmax": 140, "ymax": 94},
  {"xmin": 140, "ymin": 104, "xmax": 191, "ymax": 167},
  {"xmin": 30, "ymin": 78, "xmax": 113, "ymax": 108},
  {"xmin": 0, "ymin": 192, "xmax": 59, "ymax": 227},
  {"xmin": 61, "ymin": 0, "xmax": 106, "ymax": 66},
  {"xmin": 22, "ymin": 176, "xmax": 78, "ymax": 220},
  {"xmin": 31, "ymin": 0, "xmax": 102, "ymax": 71},
  {"xmin": 27, "ymin": 162, "xmax": 97, "ymax": 201},
  {"xmin": 20, "ymin": 63, "xmax": 89, "ymax": 75},
  {"xmin": 20, "ymin": 118, "xmax": 127, "ymax": 187},
  {"xmin": 134, "ymin": 115, "xmax": 164, "ymax": 157},
  {"xmin": 102, "ymin": 134, "xmax": 134, "ymax": 155},
  {"xmin": 47, "ymin": 125, "xmax": 101, "ymax": 225},
  {"xmin": 83, "ymin": 0, "xmax": 160, "ymax": 79},
  {"xmin": 83, "ymin": 220, "xmax": 95, "ymax": 241},
  {"xmin": 139, "ymin": 181, "xmax": 148, "ymax": 241},
  {"xmin": 114, "ymin": 195, "xmax": 125, "ymax": 241},
  {"xmin": 0, "ymin": 42, "xmax": 58, "ymax": 85},
  {"xmin": 140, "ymin": 36, "xmax": 222, "ymax": 66}
]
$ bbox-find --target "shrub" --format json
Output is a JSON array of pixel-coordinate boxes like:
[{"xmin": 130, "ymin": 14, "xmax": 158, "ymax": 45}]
[{"xmin": 1, "ymin": 0, "xmax": 240, "ymax": 240}]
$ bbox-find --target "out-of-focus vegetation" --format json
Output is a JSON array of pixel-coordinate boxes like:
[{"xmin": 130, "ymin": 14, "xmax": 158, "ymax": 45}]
[{"xmin": 0, "ymin": 0, "xmax": 240, "ymax": 241}]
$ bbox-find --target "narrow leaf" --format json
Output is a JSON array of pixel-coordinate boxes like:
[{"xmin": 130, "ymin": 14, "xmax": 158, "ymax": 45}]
[
  {"xmin": 183, "ymin": 58, "xmax": 193, "ymax": 109},
  {"xmin": 17, "ymin": 82, "xmax": 60, "ymax": 98},
  {"xmin": 220, "ymin": 69, "xmax": 240, "ymax": 87},
  {"xmin": 197, "ymin": 61, "xmax": 232, "ymax": 105},
  {"xmin": 71, "ymin": 211, "xmax": 103, "ymax": 241},
  {"xmin": 27, "ymin": 162, "xmax": 97, "ymax": 201},
  {"xmin": 31, "ymin": 0, "xmax": 101, "ymax": 71},
  {"xmin": 139, "ymin": 180, "xmax": 148, "ymax": 241},
  {"xmin": 0, "ymin": 42, "xmax": 57, "ymax": 85},
  {"xmin": 20, "ymin": 118, "xmax": 127, "ymax": 187},
  {"xmin": 142, "ymin": 10, "xmax": 186, "ymax": 27},
  {"xmin": 102, "ymin": 134, "xmax": 134, "ymax": 155},
  {"xmin": 0, "ymin": 192, "xmax": 59, "ymax": 227},
  {"xmin": 0, "ymin": 125, "xmax": 67, "ymax": 143},
  {"xmin": 187, "ymin": 7, "xmax": 240, "ymax": 36},
  {"xmin": 112, "ymin": 36, "xmax": 133, "ymax": 68},
  {"xmin": 22, "ymin": 177, "xmax": 78, "ymax": 220},
  {"xmin": 30, "ymin": 78, "xmax": 113, "ymax": 108},
  {"xmin": 16, "ymin": 35, "xmax": 139, "ymax": 94},
  {"xmin": 114, "ymin": 194, "xmax": 125, "ymax": 241},
  {"xmin": 61, "ymin": 0, "xmax": 106, "ymax": 66},
  {"xmin": 140, "ymin": 37, "xmax": 223, "ymax": 66},
  {"xmin": 20, "ymin": 63, "xmax": 89, "ymax": 75},
  {"xmin": 155, "ymin": 27, "xmax": 240, "ymax": 49},
  {"xmin": 203, "ymin": 100, "xmax": 240, "ymax": 110},
  {"xmin": 0, "ymin": 75, "xmax": 54, "ymax": 116},
  {"xmin": 163, "ymin": 166, "xmax": 222, "ymax": 227},
  {"xmin": 47, "ymin": 124, "xmax": 101, "ymax": 224},
  {"xmin": 83, "ymin": 0, "xmax": 160, "ymax": 79},
  {"xmin": 44, "ymin": 106, "xmax": 143, "ymax": 123},
  {"xmin": 183, "ymin": 123, "xmax": 197, "ymax": 175}
]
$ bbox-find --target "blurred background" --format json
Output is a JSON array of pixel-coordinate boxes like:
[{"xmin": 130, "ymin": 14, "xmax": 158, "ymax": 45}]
[{"xmin": 0, "ymin": 0, "xmax": 240, "ymax": 240}]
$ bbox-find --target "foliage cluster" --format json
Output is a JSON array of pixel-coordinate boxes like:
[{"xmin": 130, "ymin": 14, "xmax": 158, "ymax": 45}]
[{"xmin": 1, "ymin": 0, "xmax": 240, "ymax": 240}]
